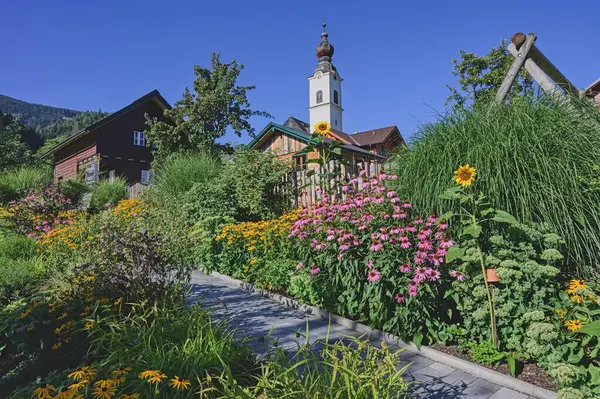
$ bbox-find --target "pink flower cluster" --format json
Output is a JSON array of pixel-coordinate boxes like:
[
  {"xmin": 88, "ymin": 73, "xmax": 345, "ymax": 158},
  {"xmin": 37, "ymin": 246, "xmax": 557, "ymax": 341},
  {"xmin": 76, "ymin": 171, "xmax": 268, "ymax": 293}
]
[{"xmin": 289, "ymin": 170, "xmax": 463, "ymax": 301}]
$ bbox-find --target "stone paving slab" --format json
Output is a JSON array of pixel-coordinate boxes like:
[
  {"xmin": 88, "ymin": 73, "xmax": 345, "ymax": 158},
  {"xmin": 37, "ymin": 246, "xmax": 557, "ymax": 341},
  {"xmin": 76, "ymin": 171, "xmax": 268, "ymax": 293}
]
[{"xmin": 189, "ymin": 271, "xmax": 532, "ymax": 398}]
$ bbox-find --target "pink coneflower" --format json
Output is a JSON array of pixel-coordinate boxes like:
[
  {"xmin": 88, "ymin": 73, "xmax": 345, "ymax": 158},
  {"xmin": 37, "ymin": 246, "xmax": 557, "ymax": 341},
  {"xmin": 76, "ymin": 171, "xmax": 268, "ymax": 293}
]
[
  {"xmin": 417, "ymin": 229, "xmax": 432, "ymax": 240},
  {"xmin": 417, "ymin": 240, "xmax": 433, "ymax": 251},
  {"xmin": 388, "ymin": 174, "xmax": 398, "ymax": 180},
  {"xmin": 440, "ymin": 238, "xmax": 454, "ymax": 249},
  {"xmin": 359, "ymin": 169, "xmax": 367, "ymax": 177},
  {"xmin": 362, "ymin": 182, "xmax": 371, "ymax": 189},
  {"xmin": 386, "ymin": 190, "xmax": 397, "ymax": 198},
  {"xmin": 402, "ymin": 201, "xmax": 412, "ymax": 209},
  {"xmin": 370, "ymin": 240, "xmax": 383, "ymax": 252},
  {"xmin": 367, "ymin": 259, "xmax": 374, "ymax": 269},
  {"xmin": 327, "ymin": 234, "xmax": 336, "ymax": 241},
  {"xmin": 379, "ymin": 228, "xmax": 389, "ymax": 241},
  {"xmin": 428, "ymin": 269, "xmax": 441, "ymax": 281},
  {"xmin": 399, "ymin": 263, "xmax": 412, "ymax": 273},
  {"xmin": 315, "ymin": 242, "xmax": 326, "ymax": 250},
  {"xmin": 337, "ymin": 253, "xmax": 344, "ymax": 261},
  {"xmin": 342, "ymin": 185, "xmax": 350, "ymax": 192},
  {"xmin": 339, "ymin": 244, "xmax": 351, "ymax": 251},
  {"xmin": 427, "ymin": 214, "xmax": 438, "ymax": 225},
  {"xmin": 349, "ymin": 177, "xmax": 358, "ymax": 184},
  {"xmin": 358, "ymin": 223, "xmax": 367, "ymax": 230},
  {"xmin": 413, "ymin": 217, "xmax": 423, "ymax": 225},
  {"xmin": 405, "ymin": 224, "xmax": 417, "ymax": 233},
  {"xmin": 390, "ymin": 197, "xmax": 401, "ymax": 203},
  {"xmin": 310, "ymin": 266, "xmax": 321, "ymax": 275},
  {"xmin": 390, "ymin": 227, "xmax": 401, "ymax": 235},
  {"xmin": 295, "ymin": 262, "xmax": 303, "ymax": 271},
  {"xmin": 367, "ymin": 269, "xmax": 381, "ymax": 283},
  {"xmin": 408, "ymin": 281, "xmax": 418, "ymax": 296},
  {"xmin": 436, "ymin": 248, "xmax": 448, "ymax": 257},
  {"xmin": 373, "ymin": 196, "xmax": 384, "ymax": 204},
  {"xmin": 400, "ymin": 236, "xmax": 412, "ymax": 249},
  {"xmin": 430, "ymin": 253, "xmax": 444, "ymax": 266},
  {"xmin": 450, "ymin": 270, "xmax": 465, "ymax": 281},
  {"xmin": 395, "ymin": 293, "xmax": 406, "ymax": 304},
  {"xmin": 413, "ymin": 267, "xmax": 428, "ymax": 283},
  {"xmin": 437, "ymin": 222, "xmax": 449, "ymax": 230}
]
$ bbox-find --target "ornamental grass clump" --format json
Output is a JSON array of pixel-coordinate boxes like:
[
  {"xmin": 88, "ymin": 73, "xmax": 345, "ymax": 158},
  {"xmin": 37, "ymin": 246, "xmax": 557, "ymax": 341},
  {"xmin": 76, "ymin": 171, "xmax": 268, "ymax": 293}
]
[{"xmin": 391, "ymin": 98, "xmax": 600, "ymax": 276}]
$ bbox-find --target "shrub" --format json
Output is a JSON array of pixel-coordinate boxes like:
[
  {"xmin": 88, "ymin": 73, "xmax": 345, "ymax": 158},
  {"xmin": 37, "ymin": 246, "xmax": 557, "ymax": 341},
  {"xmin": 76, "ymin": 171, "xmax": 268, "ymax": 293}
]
[
  {"xmin": 183, "ymin": 178, "xmax": 237, "ymax": 223},
  {"xmin": 148, "ymin": 152, "xmax": 222, "ymax": 206},
  {"xmin": 0, "ymin": 165, "xmax": 50, "ymax": 204},
  {"xmin": 391, "ymin": 98, "xmax": 600, "ymax": 276},
  {"xmin": 88, "ymin": 177, "xmax": 127, "ymax": 213},
  {"xmin": 58, "ymin": 178, "xmax": 90, "ymax": 206}
]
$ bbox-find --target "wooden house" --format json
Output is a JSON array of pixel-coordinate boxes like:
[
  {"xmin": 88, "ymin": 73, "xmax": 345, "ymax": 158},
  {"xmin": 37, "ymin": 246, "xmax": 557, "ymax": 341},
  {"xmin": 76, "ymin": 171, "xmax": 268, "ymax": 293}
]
[{"xmin": 41, "ymin": 90, "xmax": 170, "ymax": 184}]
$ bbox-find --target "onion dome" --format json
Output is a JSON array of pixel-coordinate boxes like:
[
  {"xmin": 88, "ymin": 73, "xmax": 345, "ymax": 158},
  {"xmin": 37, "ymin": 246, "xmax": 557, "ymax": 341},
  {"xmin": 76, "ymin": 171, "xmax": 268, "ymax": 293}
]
[{"xmin": 316, "ymin": 23, "xmax": 334, "ymax": 60}]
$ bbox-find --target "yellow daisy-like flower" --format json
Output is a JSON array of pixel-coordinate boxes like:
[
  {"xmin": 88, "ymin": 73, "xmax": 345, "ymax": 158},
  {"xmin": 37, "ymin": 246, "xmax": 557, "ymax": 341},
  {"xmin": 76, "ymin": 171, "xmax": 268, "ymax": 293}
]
[
  {"xmin": 113, "ymin": 297, "xmax": 123, "ymax": 306},
  {"xmin": 566, "ymin": 279, "xmax": 587, "ymax": 294},
  {"xmin": 57, "ymin": 312, "xmax": 69, "ymax": 320},
  {"xmin": 53, "ymin": 390, "xmax": 77, "ymax": 399},
  {"xmin": 111, "ymin": 367, "xmax": 132, "ymax": 378},
  {"xmin": 68, "ymin": 367, "xmax": 88, "ymax": 381},
  {"xmin": 85, "ymin": 320, "xmax": 96, "ymax": 330},
  {"xmin": 564, "ymin": 319, "xmax": 583, "ymax": 332},
  {"xmin": 91, "ymin": 385, "xmax": 116, "ymax": 399},
  {"xmin": 555, "ymin": 308, "xmax": 567, "ymax": 319},
  {"xmin": 570, "ymin": 294, "xmax": 584, "ymax": 304},
  {"xmin": 52, "ymin": 340, "xmax": 62, "ymax": 351},
  {"xmin": 68, "ymin": 380, "xmax": 89, "ymax": 393},
  {"xmin": 119, "ymin": 394, "xmax": 140, "ymax": 399},
  {"xmin": 454, "ymin": 164, "xmax": 477, "ymax": 187},
  {"xmin": 147, "ymin": 373, "xmax": 167, "ymax": 384},
  {"xmin": 32, "ymin": 384, "xmax": 56, "ymax": 399},
  {"xmin": 94, "ymin": 379, "xmax": 117, "ymax": 389},
  {"xmin": 250, "ymin": 257, "xmax": 257, "ymax": 265},
  {"xmin": 314, "ymin": 121, "xmax": 331, "ymax": 136},
  {"xmin": 169, "ymin": 376, "xmax": 191, "ymax": 390},
  {"xmin": 138, "ymin": 369, "xmax": 162, "ymax": 380}
]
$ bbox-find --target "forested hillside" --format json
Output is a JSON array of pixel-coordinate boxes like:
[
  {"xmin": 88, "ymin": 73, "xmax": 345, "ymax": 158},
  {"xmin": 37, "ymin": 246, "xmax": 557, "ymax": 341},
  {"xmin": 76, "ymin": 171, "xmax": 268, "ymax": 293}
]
[
  {"xmin": 39, "ymin": 110, "xmax": 109, "ymax": 139},
  {"xmin": 0, "ymin": 94, "xmax": 79, "ymax": 129}
]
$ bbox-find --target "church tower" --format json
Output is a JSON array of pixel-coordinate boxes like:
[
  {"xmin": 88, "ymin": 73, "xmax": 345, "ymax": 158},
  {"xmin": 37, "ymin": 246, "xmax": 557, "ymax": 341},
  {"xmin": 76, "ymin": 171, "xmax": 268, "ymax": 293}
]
[{"xmin": 308, "ymin": 24, "xmax": 344, "ymax": 132}]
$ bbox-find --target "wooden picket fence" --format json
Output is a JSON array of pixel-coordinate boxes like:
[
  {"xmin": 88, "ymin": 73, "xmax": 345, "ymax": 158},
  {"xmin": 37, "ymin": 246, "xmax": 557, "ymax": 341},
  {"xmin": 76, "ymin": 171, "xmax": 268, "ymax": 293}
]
[
  {"xmin": 126, "ymin": 183, "xmax": 146, "ymax": 200},
  {"xmin": 279, "ymin": 159, "xmax": 395, "ymax": 208}
]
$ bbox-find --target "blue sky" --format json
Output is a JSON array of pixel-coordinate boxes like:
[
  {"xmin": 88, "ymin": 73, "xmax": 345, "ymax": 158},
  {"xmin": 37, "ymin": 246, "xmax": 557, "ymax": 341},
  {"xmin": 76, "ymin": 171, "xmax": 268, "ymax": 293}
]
[{"xmin": 1, "ymin": 0, "xmax": 598, "ymax": 144}]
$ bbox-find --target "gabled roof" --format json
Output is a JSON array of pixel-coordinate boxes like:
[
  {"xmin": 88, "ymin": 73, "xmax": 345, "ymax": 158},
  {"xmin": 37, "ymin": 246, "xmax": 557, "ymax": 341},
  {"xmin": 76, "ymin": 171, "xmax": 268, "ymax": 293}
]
[
  {"xmin": 40, "ymin": 89, "xmax": 171, "ymax": 159},
  {"xmin": 584, "ymin": 78, "xmax": 600, "ymax": 97},
  {"xmin": 248, "ymin": 122, "xmax": 384, "ymax": 160}
]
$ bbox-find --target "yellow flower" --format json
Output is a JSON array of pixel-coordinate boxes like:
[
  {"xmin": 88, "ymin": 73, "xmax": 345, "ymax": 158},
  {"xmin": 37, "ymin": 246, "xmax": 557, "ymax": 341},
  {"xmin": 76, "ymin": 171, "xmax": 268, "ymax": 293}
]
[
  {"xmin": 169, "ymin": 376, "xmax": 191, "ymax": 390},
  {"xmin": 454, "ymin": 164, "xmax": 477, "ymax": 187},
  {"xmin": 111, "ymin": 367, "xmax": 132, "ymax": 378},
  {"xmin": 556, "ymin": 308, "xmax": 567, "ymax": 319},
  {"xmin": 564, "ymin": 319, "xmax": 583, "ymax": 332},
  {"xmin": 91, "ymin": 385, "xmax": 116, "ymax": 399},
  {"xmin": 243, "ymin": 266, "xmax": 249, "ymax": 273},
  {"xmin": 32, "ymin": 384, "xmax": 56, "ymax": 399},
  {"xmin": 250, "ymin": 257, "xmax": 257, "ymax": 265},
  {"xmin": 566, "ymin": 279, "xmax": 587, "ymax": 294},
  {"xmin": 570, "ymin": 295, "xmax": 584, "ymax": 304},
  {"xmin": 58, "ymin": 312, "xmax": 69, "ymax": 320},
  {"xmin": 27, "ymin": 324, "xmax": 35, "ymax": 331},
  {"xmin": 85, "ymin": 320, "xmax": 96, "ymax": 330},
  {"xmin": 94, "ymin": 379, "xmax": 117, "ymax": 389},
  {"xmin": 119, "ymin": 394, "xmax": 140, "ymax": 399},
  {"xmin": 138, "ymin": 369, "xmax": 165, "ymax": 381},
  {"xmin": 113, "ymin": 297, "xmax": 123, "ymax": 306},
  {"xmin": 68, "ymin": 380, "xmax": 89, "ymax": 393},
  {"xmin": 53, "ymin": 390, "xmax": 77, "ymax": 399},
  {"xmin": 314, "ymin": 121, "xmax": 331, "ymax": 135},
  {"xmin": 147, "ymin": 373, "xmax": 167, "ymax": 384},
  {"xmin": 52, "ymin": 340, "xmax": 62, "ymax": 350},
  {"xmin": 68, "ymin": 367, "xmax": 88, "ymax": 381}
]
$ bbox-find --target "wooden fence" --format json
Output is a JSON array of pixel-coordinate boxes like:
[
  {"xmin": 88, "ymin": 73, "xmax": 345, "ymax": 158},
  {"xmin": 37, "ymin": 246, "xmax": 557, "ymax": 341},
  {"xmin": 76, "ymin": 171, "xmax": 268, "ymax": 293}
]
[
  {"xmin": 281, "ymin": 159, "xmax": 395, "ymax": 208},
  {"xmin": 126, "ymin": 183, "xmax": 146, "ymax": 200}
]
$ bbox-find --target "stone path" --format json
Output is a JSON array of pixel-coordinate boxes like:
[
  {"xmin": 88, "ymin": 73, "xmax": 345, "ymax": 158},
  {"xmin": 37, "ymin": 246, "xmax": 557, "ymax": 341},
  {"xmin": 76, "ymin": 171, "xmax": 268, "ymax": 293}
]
[{"xmin": 189, "ymin": 271, "xmax": 536, "ymax": 399}]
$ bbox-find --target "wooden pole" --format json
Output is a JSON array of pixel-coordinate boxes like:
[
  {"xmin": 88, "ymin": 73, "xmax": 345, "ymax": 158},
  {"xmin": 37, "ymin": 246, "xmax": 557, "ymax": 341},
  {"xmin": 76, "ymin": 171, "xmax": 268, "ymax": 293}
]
[
  {"xmin": 495, "ymin": 33, "xmax": 536, "ymax": 103},
  {"xmin": 507, "ymin": 43, "xmax": 563, "ymax": 97}
]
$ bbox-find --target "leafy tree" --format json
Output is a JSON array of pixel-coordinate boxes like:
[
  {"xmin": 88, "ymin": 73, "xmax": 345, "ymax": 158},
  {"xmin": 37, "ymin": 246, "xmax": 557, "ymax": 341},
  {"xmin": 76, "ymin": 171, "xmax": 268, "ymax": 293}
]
[
  {"xmin": 446, "ymin": 41, "xmax": 536, "ymax": 114},
  {"xmin": 0, "ymin": 110, "xmax": 31, "ymax": 171},
  {"xmin": 145, "ymin": 53, "xmax": 272, "ymax": 164}
]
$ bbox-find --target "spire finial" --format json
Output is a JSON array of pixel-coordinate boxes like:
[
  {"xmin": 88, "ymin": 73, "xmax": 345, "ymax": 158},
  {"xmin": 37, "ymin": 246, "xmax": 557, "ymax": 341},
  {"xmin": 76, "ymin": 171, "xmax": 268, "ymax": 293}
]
[{"xmin": 322, "ymin": 22, "xmax": 327, "ymax": 32}]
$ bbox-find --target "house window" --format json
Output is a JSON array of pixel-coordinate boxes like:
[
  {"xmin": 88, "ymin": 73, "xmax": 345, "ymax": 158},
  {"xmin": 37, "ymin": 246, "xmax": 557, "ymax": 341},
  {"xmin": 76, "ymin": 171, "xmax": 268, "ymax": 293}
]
[
  {"xmin": 316, "ymin": 90, "xmax": 323, "ymax": 104},
  {"xmin": 141, "ymin": 170, "xmax": 155, "ymax": 185},
  {"xmin": 333, "ymin": 90, "xmax": 339, "ymax": 104},
  {"xmin": 133, "ymin": 131, "xmax": 146, "ymax": 147}
]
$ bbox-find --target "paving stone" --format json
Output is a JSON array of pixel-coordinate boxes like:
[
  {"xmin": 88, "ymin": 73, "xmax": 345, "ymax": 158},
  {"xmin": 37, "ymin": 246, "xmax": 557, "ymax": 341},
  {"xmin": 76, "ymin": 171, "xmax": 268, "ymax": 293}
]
[
  {"xmin": 471, "ymin": 378, "xmax": 502, "ymax": 393},
  {"xmin": 442, "ymin": 369, "xmax": 479, "ymax": 386},
  {"xmin": 405, "ymin": 354, "xmax": 435, "ymax": 372},
  {"xmin": 488, "ymin": 387, "xmax": 529, "ymax": 399}
]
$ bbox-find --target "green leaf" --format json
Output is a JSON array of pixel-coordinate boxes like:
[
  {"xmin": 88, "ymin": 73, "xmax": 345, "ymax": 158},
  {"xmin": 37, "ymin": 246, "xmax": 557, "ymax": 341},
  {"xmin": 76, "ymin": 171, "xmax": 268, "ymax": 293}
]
[
  {"xmin": 413, "ymin": 331, "xmax": 423, "ymax": 349},
  {"xmin": 492, "ymin": 210, "xmax": 518, "ymax": 225},
  {"xmin": 507, "ymin": 355, "xmax": 517, "ymax": 377},
  {"xmin": 438, "ymin": 211, "xmax": 455, "ymax": 222},
  {"xmin": 463, "ymin": 224, "xmax": 482, "ymax": 238},
  {"xmin": 589, "ymin": 364, "xmax": 600, "ymax": 386},
  {"xmin": 445, "ymin": 246, "xmax": 465, "ymax": 263},
  {"xmin": 332, "ymin": 147, "xmax": 342, "ymax": 155},
  {"xmin": 579, "ymin": 320, "xmax": 600, "ymax": 336},
  {"xmin": 439, "ymin": 188, "xmax": 462, "ymax": 200}
]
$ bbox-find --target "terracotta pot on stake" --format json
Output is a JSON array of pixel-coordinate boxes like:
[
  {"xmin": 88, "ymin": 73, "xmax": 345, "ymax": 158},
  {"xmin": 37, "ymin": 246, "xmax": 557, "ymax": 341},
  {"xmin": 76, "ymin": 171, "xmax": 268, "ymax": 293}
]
[{"xmin": 486, "ymin": 268, "xmax": 500, "ymax": 283}]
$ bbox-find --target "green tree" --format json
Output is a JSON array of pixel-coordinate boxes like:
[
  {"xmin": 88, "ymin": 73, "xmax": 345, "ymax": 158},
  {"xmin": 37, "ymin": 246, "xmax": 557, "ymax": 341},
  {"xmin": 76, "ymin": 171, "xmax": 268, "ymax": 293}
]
[
  {"xmin": 145, "ymin": 53, "xmax": 272, "ymax": 164},
  {"xmin": 446, "ymin": 41, "xmax": 536, "ymax": 114},
  {"xmin": 0, "ymin": 110, "xmax": 31, "ymax": 171}
]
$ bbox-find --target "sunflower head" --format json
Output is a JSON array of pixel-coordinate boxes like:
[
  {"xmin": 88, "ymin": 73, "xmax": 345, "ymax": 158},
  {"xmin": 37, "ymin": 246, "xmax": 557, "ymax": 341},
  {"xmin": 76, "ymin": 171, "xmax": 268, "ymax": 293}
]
[
  {"xmin": 314, "ymin": 122, "xmax": 331, "ymax": 136},
  {"xmin": 454, "ymin": 164, "xmax": 477, "ymax": 187}
]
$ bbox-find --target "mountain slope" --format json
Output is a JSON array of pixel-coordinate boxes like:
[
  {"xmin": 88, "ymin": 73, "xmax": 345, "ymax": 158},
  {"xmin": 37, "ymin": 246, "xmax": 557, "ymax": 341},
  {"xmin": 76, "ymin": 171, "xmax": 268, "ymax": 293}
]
[
  {"xmin": 40, "ymin": 110, "xmax": 110, "ymax": 139},
  {"xmin": 0, "ymin": 94, "xmax": 80, "ymax": 129}
]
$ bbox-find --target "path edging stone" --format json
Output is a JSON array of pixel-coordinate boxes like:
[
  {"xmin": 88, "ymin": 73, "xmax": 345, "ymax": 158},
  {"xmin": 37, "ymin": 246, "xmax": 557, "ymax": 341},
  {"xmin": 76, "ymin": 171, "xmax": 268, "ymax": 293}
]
[{"xmin": 209, "ymin": 271, "xmax": 557, "ymax": 399}]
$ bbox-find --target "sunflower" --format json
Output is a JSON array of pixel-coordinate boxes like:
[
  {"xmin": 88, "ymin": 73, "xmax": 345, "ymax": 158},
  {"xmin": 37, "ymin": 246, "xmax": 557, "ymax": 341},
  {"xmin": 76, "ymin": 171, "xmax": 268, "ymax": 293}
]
[
  {"xmin": 111, "ymin": 367, "xmax": 132, "ymax": 378},
  {"xmin": 32, "ymin": 384, "xmax": 57, "ymax": 399},
  {"xmin": 566, "ymin": 279, "xmax": 587, "ymax": 294},
  {"xmin": 564, "ymin": 319, "xmax": 583, "ymax": 332},
  {"xmin": 169, "ymin": 376, "xmax": 191, "ymax": 390},
  {"xmin": 314, "ymin": 121, "xmax": 331, "ymax": 136},
  {"xmin": 453, "ymin": 164, "xmax": 477, "ymax": 187},
  {"xmin": 92, "ymin": 385, "xmax": 116, "ymax": 399}
]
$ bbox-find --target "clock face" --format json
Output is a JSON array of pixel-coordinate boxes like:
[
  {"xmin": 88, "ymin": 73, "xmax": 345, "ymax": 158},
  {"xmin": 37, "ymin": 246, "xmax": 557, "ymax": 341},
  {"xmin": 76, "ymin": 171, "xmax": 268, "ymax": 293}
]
[{"xmin": 315, "ymin": 72, "xmax": 322, "ymax": 79}]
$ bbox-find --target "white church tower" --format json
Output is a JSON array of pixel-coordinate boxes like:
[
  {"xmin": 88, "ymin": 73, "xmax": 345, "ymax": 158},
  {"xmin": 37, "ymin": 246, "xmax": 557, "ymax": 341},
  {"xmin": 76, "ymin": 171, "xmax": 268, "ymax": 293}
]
[{"xmin": 308, "ymin": 24, "xmax": 344, "ymax": 132}]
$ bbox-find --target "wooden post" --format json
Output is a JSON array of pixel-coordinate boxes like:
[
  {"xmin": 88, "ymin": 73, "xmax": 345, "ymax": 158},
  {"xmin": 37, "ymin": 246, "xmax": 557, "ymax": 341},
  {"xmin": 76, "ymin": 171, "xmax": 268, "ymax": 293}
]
[
  {"xmin": 507, "ymin": 43, "xmax": 563, "ymax": 97},
  {"xmin": 495, "ymin": 33, "xmax": 536, "ymax": 103}
]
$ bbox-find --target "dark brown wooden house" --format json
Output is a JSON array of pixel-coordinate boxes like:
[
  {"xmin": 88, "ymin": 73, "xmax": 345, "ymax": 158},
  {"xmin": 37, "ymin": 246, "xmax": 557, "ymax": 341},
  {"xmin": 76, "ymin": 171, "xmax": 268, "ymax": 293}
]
[{"xmin": 41, "ymin": 90, "xmax": 170, "ymax": 185}]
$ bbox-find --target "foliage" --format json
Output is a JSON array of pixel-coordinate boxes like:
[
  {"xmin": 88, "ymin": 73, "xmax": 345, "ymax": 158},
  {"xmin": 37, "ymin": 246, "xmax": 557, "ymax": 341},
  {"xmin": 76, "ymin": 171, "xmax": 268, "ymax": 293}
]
[
  {"xmin": 468, "ymin": 341, "xmax": 506, "ymax": 366},
  {"xmin": 0, "ymin": 109, "xmax": 32, "ymax": 171},
  {"xmin": 145, "ymin": 53, "xmax": 272, "ymax": 163},
  {"xmin": 146, "ymin": 152, "xmax": 222, "ymax": 208},
  {"xmin": 445, "ymin": 40, "xmax": 536, "ymax": 114},
  {"xmin": 208, "ymin": 333, "xmax": 411, "ymax": 398},
  {"xmin": 0, "ymin": 164, "xmax": 50, "ymax": 205},
  {"xmin": 184, "ymin": 179, "xmax": 236, "ymax": 224},
  {"xmin": 0, "ymin": 235, "xmax": 41, "ymax": 303},
  {"xmin": 0, "ymin": 93, "xmax": 79, "ymax": 130},
  {"xmin": 58, "ymin": 178, "xmax": 90, "ymax": 206},
  {"xmin": 88, "ymin": 177, "xmax": 127, "ymax": 213},
  {"xmin": 390, "ymin": 98, "xmax": 600, "ymax": 276},
  {"xmin": 224, "ymin": 149, "xmax": 291, "ymax": 220},
  {"xmin": 40, "ymin": 110, "xmax": 109, "ymax": 139}
]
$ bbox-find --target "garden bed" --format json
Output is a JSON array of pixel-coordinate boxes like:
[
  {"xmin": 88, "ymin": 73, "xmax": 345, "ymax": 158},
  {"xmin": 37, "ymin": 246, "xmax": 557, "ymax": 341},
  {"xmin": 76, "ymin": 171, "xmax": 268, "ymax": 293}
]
[{"xmin": 430, "ymin": 344, "xmax": 558, "ymax": 392}]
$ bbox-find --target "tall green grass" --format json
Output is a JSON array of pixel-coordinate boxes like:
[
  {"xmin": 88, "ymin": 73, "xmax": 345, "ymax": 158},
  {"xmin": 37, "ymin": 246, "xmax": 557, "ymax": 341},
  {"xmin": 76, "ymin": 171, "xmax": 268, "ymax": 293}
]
[
  {"xmin": 0, "ymin": 165, "xmax": 51, "ymax": 204},
  {"xmin": 88, "ymin": 177, "xmax": 127, "ymax": 212},
  {"xmin": 391, "ymin": 98, "xmax": 600, "ymax": 276}
]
